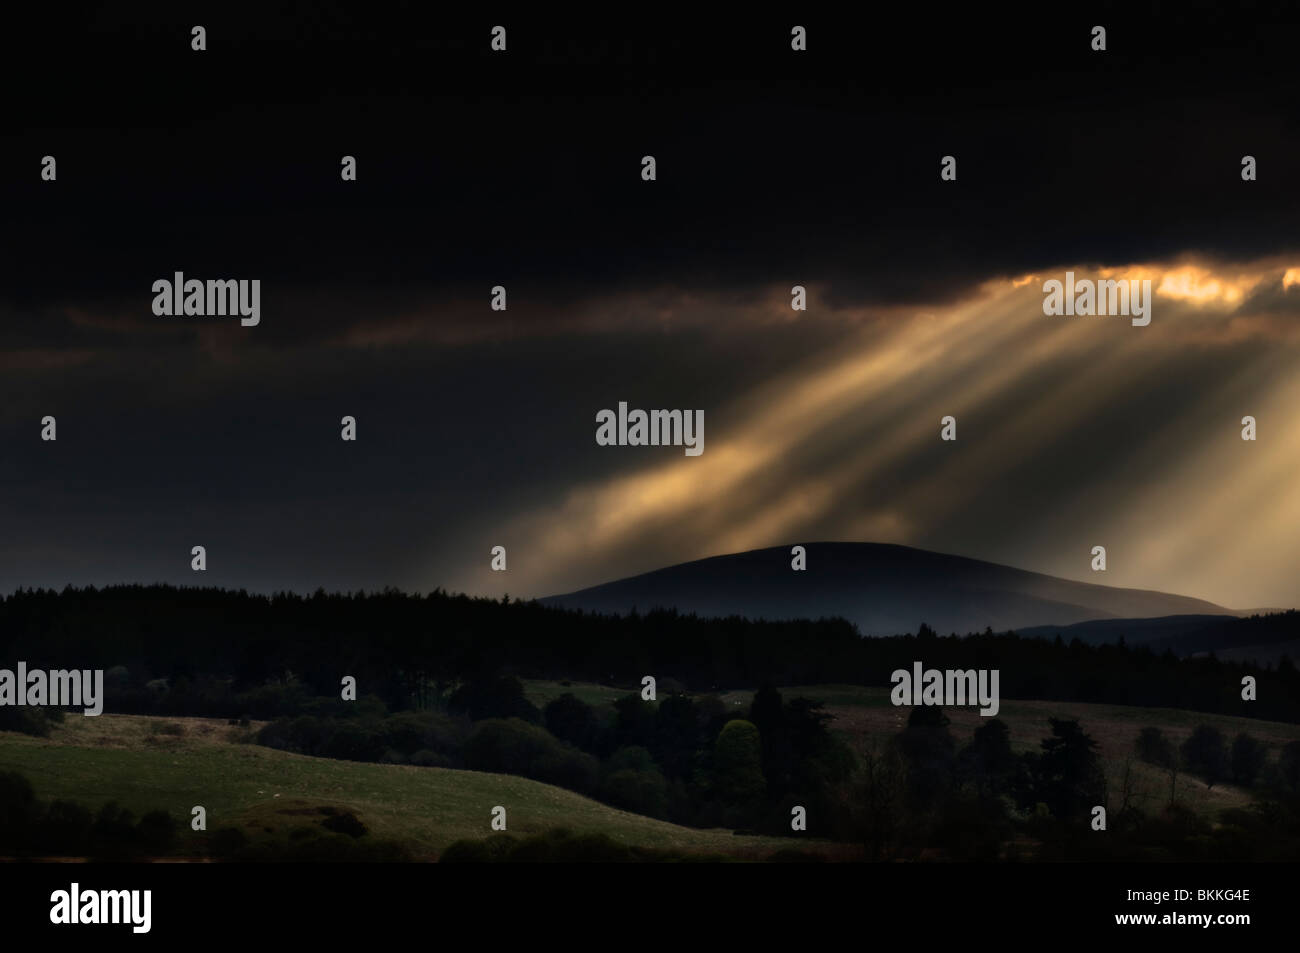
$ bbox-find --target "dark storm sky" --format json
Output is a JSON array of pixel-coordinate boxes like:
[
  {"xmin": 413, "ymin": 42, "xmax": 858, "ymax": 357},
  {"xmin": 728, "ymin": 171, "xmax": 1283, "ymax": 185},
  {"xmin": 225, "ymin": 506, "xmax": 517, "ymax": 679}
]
[{"xmin": 3, "ymin": 6, "xmax": 1300, "ymax": 607}]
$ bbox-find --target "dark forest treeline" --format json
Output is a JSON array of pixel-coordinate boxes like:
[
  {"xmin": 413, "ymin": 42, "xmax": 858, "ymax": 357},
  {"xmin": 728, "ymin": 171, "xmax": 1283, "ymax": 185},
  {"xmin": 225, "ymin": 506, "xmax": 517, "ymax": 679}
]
[{"xmin": 1, "ymin": 585, "xmax": 1297, "ymax": 723}]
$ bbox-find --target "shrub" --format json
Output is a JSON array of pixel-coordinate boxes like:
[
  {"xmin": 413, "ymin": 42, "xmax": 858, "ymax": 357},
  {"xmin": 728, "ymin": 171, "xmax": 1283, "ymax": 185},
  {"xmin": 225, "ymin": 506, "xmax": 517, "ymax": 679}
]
[
  {"xmin": 544, "ymin": 693, "xmax": 600, "ymax": 752},
  {"xmin": 1231, "ymin": 733, "xmax": 1267, "ymax": 787},
  {"xmin": 601, "ymin": 768, "xmax": 669, "ymax": 818},
  {"xmin": 602, "ymin": 748, "xmax": 669, "ymax": 816},
  {"xmin": 1279, "ymin": 741, "xmax": 1300, "ymax": 794},
  {"xmin": 321, "ymin": 811, "xmax": 368, "ymax": 838},
  {"xmin": 380, "ymin": 710, "xmax": 466, "ymax": 761},
  {"xmin": 38, "ymin": 801, "xmax": 94, "ymax": 854},
  {"xmin": 463, "ymin": 718, "xmax": 598, "ymax": 794},
  {"xmin": 381, "ymin": 711, "xmax": 436, "ymax": 755},
  {"xmin": 0, "ymin": 771, "xmax": 40, "ymax": 849},
  {"xmin": 89, "ymin": 802, "xmax": 138, "ymax": 858},
  {"xmin": 1135, "ymin": 726, "xmax": 1176, "ymax": 767},
  {"xmin": 449, "ymin": 676, "xmax": 542, "ymax": 724},
  {"xmin": 409, "ymin": 748, "xmax": 451, "ymax": 768},
  {"xmin": 135, "ymin": 810, "xmax": 177, "ymax": 852},
  {"xmin": 714, "ymin": 720, "xmax": 765, "ymax": 806},
  {"xmin": 606, "ymin": 745, "xmax": 659, "ymax": 774},
  {"xmin": 0, "ymin": 707, "xmax": 51, "ymax": 738},
  {"xmin": 440, "ymin": 835, "xmax": 519, "ymax": 863},
  {"xmin": 208, "ymin": 826, "xmax": 250, "ymax": 858},
  {"xmin": 1181, "ymin": 725, "xmax": 1229, "ymax": 787},
  {"xmin": 322, "ymin": 719, "xmax": 384, "ymax": 761}
]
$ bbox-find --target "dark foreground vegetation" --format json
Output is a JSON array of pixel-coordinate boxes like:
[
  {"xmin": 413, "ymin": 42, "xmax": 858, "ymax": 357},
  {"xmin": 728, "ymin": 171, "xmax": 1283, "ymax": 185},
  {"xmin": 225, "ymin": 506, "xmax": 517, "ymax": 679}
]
[
  {"xmin": 438, "ymin": 828, "xmax": 822, "ymax": 863},
  {"xmin": 0, "ymin": 769, "xmax": 412, "ymax": 861}
]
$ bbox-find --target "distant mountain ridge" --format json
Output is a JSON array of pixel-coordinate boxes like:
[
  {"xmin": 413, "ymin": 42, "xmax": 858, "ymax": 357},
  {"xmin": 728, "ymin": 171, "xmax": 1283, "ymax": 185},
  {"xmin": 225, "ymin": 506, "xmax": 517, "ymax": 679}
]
[
  {"xmin": 541, "ymin": 542, "xmax": 1240, "ymax": 636},
  {"xmin": 1017, "ymin": 615, "xmax": 1237, "ymax": 647},
  {"xmin": 1022, "ymin": 611, "xmax": 1300, "ymax": 664}
]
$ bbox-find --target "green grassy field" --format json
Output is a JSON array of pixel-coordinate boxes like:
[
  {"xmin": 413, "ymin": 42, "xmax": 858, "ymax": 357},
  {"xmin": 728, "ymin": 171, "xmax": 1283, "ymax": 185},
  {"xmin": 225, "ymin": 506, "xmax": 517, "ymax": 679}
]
[
  {"xmin": 521, "ymin": 679, "xmax": 634, "ymax": 708},
  {"xmin": 0, "ymin": 714, "xmax": 823, "ymax": 861}
]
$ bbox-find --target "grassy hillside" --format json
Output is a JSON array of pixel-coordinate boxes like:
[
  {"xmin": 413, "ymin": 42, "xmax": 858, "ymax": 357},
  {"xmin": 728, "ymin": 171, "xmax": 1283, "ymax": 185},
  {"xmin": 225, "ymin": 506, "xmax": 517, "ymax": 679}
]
[{"xmin": 0, "ymin": 714, "xmax": 822, "ymax": 861}]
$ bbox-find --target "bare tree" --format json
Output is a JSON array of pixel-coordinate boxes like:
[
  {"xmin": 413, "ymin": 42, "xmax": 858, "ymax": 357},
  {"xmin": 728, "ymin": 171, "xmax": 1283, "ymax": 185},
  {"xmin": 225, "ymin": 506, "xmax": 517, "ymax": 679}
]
[{"xmin": 858, "ymin": 739, "xmax": 907, "ymax": 860}]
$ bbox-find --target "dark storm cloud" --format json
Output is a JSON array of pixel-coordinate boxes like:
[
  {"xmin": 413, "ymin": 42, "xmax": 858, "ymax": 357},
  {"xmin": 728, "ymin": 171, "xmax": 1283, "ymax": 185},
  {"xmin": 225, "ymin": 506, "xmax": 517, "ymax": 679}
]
[
  {"xmin": 0, "ymin": 304, "xmax": 843, "ymax": 594},
  {"xmin": 5, "ymin": 7, "xmax": 1300, "ymax": 320},
  {"xmin": 4, "ymin": 5, "xmax": 1300, "ymax": 606}
]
